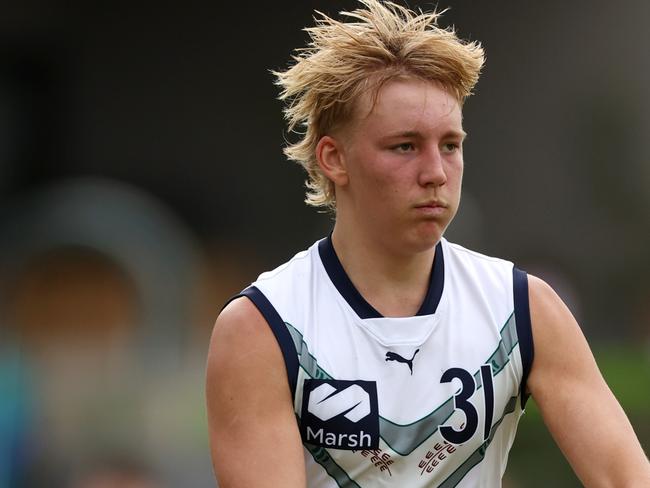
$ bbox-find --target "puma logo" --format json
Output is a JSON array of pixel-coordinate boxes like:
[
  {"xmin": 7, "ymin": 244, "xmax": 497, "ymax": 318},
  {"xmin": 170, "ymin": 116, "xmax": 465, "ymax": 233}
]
[{"xmin": 385, "ymin": 349, "xmax": 420, "ymax": 375}]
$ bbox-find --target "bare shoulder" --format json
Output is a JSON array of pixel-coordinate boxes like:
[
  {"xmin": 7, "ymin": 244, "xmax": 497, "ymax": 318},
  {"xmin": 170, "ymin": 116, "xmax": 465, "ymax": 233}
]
[
  {"xmin": 526, "ymin": 274, "xmax": 591, "ymax": 363},
  {"xmin": 208, "ymin": 296, "xmax": 278, "ymax": 362},
  {"xmin": 526, "ymin": 273, "xmax": 596, "ymax": 389},
  {"xmin": 213, "ymin": 295, "xmax": 269, "ymax": 336},
  {"xmin": 525, "ymin": 274, "xmax": 650, "ymax": 486},
  {"xmin": 206, "ymin": 296, "xmax": 305, "ymax": 487},
  {"xmin": 206, "ymin": 296, "xmax": 291, "ymax": 414},
  {"xmin": 527, "ymin": 274, "xmax": 571, "ymax": 330}
]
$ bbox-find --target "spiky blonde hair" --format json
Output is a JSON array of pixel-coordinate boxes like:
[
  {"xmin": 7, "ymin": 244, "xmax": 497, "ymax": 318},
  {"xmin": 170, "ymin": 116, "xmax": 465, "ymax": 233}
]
[{"xmin": 274, "ymin": 0, "xmax": 485, "ymax": 211}]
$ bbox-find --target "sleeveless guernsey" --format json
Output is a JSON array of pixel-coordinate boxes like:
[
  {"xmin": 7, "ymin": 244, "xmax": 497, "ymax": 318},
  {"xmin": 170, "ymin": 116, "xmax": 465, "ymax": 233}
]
[{"xmin": 235, "ymin": 236, "xmax": 533, "ymax": 487}]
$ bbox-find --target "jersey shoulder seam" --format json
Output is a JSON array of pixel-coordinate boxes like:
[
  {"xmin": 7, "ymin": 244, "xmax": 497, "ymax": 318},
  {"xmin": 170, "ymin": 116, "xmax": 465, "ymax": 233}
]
[
  {"xmin": 445, "ymin": 241, "xmax": 512, "ymax": 265},
  {"xmin": 256, "ymin": 247, "xmax": 313, "ymax": 282}
]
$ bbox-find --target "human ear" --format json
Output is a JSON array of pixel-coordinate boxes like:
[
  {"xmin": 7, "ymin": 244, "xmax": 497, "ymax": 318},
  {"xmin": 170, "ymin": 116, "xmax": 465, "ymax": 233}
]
[{"xmin": 315, "ymin": 135, "xmax": 349, "ymax": 187}]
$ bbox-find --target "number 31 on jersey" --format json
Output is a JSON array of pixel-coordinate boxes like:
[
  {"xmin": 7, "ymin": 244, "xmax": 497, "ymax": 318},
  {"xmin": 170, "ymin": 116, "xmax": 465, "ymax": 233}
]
[{"xmin": 440, "ymin": 364, "xmax": 495, "ymax": 444}]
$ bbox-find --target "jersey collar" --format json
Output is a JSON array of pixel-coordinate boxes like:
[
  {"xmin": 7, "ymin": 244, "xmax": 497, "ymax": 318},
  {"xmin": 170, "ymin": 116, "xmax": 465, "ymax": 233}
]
[{"xmin": 317, "ymin": 235, "xmax": 444, "ymax": 319}]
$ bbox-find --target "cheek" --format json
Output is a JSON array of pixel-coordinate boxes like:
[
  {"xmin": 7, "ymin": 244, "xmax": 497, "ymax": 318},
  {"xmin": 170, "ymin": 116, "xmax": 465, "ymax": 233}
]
[
  {"xmin": 449, "ymin": 160, "xmax": 464, "ymax": 188},
  {"xmin": 450, "ymin": 166, "xmax": 464, "ymax": 211},
  {"xmin": 457, "ymin": 165, "xmax": 464, "ymax": 188},
  {"xmin": 356, "ymin": 160, "xmax": 402, "ymax": 196}
]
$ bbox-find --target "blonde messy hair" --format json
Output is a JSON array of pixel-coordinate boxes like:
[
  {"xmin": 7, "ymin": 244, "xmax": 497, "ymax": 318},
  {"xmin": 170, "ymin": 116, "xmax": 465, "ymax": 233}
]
[{"xmin": 274, "ymin": 0, "xmax": 485, "ymax": 211}]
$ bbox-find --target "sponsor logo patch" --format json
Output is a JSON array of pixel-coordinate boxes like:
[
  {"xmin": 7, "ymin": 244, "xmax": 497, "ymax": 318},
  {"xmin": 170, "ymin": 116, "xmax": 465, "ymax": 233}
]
[{"xmin": 300, "ymin": 379, "xmax": 379, "ymax": 450}]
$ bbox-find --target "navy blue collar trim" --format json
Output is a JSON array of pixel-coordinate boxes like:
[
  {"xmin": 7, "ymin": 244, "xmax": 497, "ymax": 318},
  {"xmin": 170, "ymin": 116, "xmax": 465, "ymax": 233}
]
[{"xmin": 317, "ymin": 235, "xmax": 444, "ymax": 319}]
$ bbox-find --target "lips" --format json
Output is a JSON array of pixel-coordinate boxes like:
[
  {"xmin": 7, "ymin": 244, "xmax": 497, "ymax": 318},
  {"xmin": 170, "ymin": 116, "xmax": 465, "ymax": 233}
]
[
  {"xmin": 413, "ymin": 200, "xmax": 448, "ymax": 218},
  {"xmin": 415, "ymin": 200, "xmax": 448, "ymax": 209}
]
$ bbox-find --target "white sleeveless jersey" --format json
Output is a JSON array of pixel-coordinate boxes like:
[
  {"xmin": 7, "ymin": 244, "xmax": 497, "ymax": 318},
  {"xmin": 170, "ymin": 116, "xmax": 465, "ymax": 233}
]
[{"xmin": 236, "ymin": 236, "xmax": 533, "ymax": 488}]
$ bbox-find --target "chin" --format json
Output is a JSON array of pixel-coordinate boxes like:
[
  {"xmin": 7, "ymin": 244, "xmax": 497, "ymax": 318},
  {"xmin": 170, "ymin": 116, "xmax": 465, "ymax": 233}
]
[{"xmin": 404, "ymin": 227, "xmax": 444, "ymax": 254}]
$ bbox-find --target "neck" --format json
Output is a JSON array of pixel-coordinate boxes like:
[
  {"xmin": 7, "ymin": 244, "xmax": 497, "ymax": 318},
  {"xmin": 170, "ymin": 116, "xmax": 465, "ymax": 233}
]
[{"xmin": 331, "ymin": 220, "xmax": 437, "ymax": 317}]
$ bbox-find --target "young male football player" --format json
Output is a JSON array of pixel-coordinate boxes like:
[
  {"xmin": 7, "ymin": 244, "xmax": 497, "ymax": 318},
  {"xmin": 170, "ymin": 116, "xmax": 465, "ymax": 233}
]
[{"xmin": 206, "ymin": 1, "xmax": 650, "ymax": 486}]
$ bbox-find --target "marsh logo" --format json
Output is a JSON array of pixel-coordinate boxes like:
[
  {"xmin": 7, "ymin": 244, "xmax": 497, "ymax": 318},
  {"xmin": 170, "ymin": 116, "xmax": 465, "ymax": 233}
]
[
  {"xmin": 308, "ymin": 383, "xmax": 371, "ymax": 422},
  {"xmin": 300, "ymin": 379, "xmax": 379, "ymax": 450}
]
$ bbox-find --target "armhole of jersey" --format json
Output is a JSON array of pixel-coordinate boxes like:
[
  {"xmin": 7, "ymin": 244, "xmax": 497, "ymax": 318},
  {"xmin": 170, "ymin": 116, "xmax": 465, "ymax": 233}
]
[
  {"xmin": 513, "ymin": 267, "xmax": 534, "ymax": 408},
  {"xmin": 225, "ymin": 286, "xmax": 299, "ymax": 398}
]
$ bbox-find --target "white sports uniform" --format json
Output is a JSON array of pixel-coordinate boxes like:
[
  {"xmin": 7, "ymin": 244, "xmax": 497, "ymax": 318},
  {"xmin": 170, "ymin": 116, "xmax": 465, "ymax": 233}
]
[{"xmin": 233, "ymin": 236, "xmax": 533, "ymax": 487}]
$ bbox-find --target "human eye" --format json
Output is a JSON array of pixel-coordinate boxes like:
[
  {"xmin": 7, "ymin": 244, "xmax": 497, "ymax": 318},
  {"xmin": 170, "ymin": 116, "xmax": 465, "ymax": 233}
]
[
  {"xmin": 441, "ymin": 141, "xmax": 461, "ymax": 154},
  {"xmin": 391, "ymin": 142, "xmax": 415, "ymax": 153}
]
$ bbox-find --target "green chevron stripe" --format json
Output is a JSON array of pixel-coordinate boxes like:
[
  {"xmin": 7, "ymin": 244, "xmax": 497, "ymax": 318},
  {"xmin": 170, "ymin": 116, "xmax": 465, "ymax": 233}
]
[
  {"xmin": 438, "ymin": 396, "xmax": 519, "ymax": 488},
  {"xmin": 306, "ymin": 444, "xmax": 361, "ymax": 488},
  {"xmin": 287, "ymin": 312, "xmax": 521, "ymax": 456},
  {"xmin": 287, "ymin": 324, "xmax": 332, "ymax": 380},
  {"xmin": 474, "ymin": 312, "xmax": 518, "ymax": 388}
]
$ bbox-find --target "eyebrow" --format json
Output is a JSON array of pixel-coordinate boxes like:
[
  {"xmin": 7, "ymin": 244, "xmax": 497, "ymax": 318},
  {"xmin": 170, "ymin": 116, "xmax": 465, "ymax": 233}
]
[{"xmin": 383, "ymin": 129, "xmax": 467, "ymax": 140}]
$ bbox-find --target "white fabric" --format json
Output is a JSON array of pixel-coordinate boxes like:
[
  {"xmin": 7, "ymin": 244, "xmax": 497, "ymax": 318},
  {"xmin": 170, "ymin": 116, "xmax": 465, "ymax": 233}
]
[{"xmin": 251, "ymin": 238, "xmax": 525, "ymax": 487}]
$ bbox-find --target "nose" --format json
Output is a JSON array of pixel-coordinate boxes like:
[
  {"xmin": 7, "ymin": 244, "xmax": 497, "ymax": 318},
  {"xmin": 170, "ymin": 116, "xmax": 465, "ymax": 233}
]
[{"xmin": 418, "ymin": 146, "xmax": 447, "ymax": 187}]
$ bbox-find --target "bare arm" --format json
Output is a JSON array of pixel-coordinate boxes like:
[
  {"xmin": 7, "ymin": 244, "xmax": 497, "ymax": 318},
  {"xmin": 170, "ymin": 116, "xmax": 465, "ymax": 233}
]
[
  {"xmin": 527, "ymin": 275, "xmax": 650, "ymax": 487},
  {"xmin": 206, "ymin": 297, "xmax": 306, "ymax": 488}
]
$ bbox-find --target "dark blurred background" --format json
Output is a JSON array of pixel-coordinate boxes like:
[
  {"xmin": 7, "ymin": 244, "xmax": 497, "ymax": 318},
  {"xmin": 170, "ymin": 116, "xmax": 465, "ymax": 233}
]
[{"xmin": 0, "ymin": 1, "xmax": 648, "ymax": 487}]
